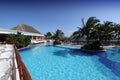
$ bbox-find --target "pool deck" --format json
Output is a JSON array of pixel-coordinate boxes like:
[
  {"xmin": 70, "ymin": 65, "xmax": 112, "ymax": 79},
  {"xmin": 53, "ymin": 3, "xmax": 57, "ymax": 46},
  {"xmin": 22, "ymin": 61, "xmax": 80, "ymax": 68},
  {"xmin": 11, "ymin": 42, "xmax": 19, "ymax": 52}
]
[
  {"xmin": 63, "ymin": 43, "xmax": 120, "ymax": 48},
  {"xmin": 104, "ymin": 45, "xmax": 120, "ymax": 48},
  {"xmin": 0, "ymin": 44, "xmax": 20, "ymax": 80}
]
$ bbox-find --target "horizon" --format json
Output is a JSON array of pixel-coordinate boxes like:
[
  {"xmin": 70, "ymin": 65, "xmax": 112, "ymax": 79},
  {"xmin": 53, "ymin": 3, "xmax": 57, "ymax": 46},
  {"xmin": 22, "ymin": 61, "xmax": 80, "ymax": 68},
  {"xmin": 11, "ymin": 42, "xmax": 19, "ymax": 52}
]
[{"xmin": 0, "ymin": 0, "xmax": 120, "ymax": 37}]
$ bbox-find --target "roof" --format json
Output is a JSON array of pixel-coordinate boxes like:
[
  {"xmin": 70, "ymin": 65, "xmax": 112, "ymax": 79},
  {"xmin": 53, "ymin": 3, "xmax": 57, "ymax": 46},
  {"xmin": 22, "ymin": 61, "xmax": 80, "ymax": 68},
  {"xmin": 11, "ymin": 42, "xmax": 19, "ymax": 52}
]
[
  {"xmin": 0, "ymin": 27, "xmax": 17, "ymax": 34},
  {"xmin": 11, "ymin": 24, "xmax": 41, "ymax": 34},
  {"xmin": 0, "ymin": 27, "xmax": 44, "ymax": 36}
]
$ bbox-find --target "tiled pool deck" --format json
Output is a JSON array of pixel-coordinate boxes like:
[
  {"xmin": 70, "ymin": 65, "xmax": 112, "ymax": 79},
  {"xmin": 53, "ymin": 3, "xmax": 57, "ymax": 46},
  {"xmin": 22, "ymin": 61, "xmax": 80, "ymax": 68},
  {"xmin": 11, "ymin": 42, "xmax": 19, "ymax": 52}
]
[{"xmin": 0, "ymin": 44, "xmax": 20, "ymax": 80}]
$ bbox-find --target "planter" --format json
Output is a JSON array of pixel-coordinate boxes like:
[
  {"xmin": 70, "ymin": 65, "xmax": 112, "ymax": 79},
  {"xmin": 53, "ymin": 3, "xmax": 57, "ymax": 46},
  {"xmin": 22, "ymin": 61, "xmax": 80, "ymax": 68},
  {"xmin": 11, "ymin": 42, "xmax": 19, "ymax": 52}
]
[{"xmin": 80, "ymin": 48, "xmax": 106, "ymax": 53}]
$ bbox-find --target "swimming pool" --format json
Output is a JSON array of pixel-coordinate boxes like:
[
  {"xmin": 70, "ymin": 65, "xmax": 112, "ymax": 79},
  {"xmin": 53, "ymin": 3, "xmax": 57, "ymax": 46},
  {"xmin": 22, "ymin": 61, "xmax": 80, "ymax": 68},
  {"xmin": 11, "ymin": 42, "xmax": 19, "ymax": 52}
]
[{"xmin": 19, "ymin": 43, "xmax": 120, "ymax": 80}]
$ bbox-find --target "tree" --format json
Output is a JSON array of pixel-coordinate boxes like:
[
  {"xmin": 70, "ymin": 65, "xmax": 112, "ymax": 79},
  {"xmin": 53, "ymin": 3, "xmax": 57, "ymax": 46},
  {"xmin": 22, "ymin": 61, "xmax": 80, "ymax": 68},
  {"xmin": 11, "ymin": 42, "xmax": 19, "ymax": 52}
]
[
  {"xmin": 45, "ymin": 32, "xmax": 52, "ymax": 39},
  {"xmin": 97, "ymin": 21, "xmax": 114, "ymax": 41},
  {"xmin": 71, "ymin": 17, "xmax": 100, "ymax": 43},
  {"xmin": 114, "ymin": 24, "xmax": 120, "ymax": 40},
  {"xmin": 82, "ymin": 17, "xmax": 100, "ymax": 43},
  {"xmin": 71, "ymin": 27, "xmax": 83, "ymax": 41},
  {"xmin": 52, "ymin": 29, "xmax": 64, "ymax": 45},
  {"xmin": 52, "ymin": 29, "xmax": 64, "ymax": 40}
]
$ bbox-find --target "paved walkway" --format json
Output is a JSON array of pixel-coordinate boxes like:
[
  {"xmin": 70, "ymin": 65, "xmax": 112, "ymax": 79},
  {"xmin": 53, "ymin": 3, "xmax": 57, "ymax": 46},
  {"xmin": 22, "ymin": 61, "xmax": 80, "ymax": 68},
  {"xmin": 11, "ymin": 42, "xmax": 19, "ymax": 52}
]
[{"xmin": 0, "ymin": 44, "xmax": 20, "ymax": 80}]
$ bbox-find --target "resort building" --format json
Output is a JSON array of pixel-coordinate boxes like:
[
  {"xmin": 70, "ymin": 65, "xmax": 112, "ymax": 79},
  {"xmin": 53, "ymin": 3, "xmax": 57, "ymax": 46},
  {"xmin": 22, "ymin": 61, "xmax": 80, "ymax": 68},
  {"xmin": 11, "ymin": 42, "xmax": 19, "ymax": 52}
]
[
  {"xmin": 0, "ymin": 24, "xmax": 45, "ymax": 80},
  {"xmin": 0, "ymin": 24, "xmax": 46, "ymax": 43},
  {"xmin": 12, "ymin": 24, "xmax": 44, "ymax": 40}
]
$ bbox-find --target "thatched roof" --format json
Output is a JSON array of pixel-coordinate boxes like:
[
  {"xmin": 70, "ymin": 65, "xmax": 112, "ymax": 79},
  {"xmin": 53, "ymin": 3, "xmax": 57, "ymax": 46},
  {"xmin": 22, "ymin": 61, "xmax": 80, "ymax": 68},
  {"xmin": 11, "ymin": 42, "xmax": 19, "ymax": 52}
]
[{"xmin": 11, "ymin": 24, "xmax": 41, "ymax": 34}]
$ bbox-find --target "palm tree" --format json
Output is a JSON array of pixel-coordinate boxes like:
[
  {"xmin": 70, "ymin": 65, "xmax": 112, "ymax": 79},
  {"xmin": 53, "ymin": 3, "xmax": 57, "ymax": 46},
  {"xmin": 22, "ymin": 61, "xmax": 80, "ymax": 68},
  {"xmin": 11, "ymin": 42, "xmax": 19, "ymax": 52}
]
[
  {"xmin": 52, "ymin": 29, "xmax": 64, "ymax": 45},
  {"xmin": 71, "ymin": 27, "xmax": 83, "ymax": 41},
  {"xmin": 82, "ymin": 17, "xmax": 100, "ymax": 43},
  {"xmin": 52, "ymin": 29, "xmax": 64, "ymax": 41},
  {"xmin": 98, "ymin": 21, "xmax": 114, "ymax": 42},
  {"xmin": 45, "ymin": 32, "xmax": 52, "ymax": 39},
  {"xmin": 114, "ymin": 24, "xmax": 120, "ymax": 40},
  {"xmin": 71, "ymin": 17, "xmax": 100, "ymax": 43}
]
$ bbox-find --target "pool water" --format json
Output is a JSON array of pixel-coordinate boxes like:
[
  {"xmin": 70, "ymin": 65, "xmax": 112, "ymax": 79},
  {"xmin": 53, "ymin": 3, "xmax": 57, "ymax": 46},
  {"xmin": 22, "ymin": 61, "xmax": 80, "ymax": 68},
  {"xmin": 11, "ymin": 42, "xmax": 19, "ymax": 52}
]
[
  {"xmin": 19, "ymin": 44, "xmax": 120, "ymax": 80},
  {"xmin": 106, "ymin": 48, "xmax": 120, "ymax": 63}
]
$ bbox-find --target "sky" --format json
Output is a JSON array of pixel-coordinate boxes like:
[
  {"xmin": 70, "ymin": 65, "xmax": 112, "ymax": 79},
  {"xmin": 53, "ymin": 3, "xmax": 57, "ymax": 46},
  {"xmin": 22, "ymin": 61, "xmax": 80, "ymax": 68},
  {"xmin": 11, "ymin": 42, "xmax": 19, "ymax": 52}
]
[{"xmin": 0, "ymin": 0, "xmax": 120, "ymax": 36}]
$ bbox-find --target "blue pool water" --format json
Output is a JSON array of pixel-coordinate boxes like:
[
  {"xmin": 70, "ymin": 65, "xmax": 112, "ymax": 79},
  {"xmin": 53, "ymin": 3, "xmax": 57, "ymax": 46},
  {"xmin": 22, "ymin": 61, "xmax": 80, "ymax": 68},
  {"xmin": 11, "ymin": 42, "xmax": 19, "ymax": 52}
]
[
  {"xmin": 106, "ymin": 48, "xmax": 120, "ymax": 63},
  {"xmin": 19, "ymin": 44, "xmax": 120, "ymax": 80}
]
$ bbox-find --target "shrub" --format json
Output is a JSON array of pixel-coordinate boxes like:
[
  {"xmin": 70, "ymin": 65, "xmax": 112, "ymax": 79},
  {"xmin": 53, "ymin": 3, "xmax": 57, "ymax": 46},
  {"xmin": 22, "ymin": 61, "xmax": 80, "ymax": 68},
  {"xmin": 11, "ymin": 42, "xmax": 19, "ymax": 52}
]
[
  {"xmin": 6, "ymin": 32, "xmax": 31, "ymax": 48},
  {"xmin": 0, "ymin": 34, "xmax": 7, "ymax": 42},
  {"xmin": 81, "ymin": 41, "xmax": 104, "ymax": 50},
  {"xmin": 53, "ymin": 40, "xmax": 61, "ymax": 45}
]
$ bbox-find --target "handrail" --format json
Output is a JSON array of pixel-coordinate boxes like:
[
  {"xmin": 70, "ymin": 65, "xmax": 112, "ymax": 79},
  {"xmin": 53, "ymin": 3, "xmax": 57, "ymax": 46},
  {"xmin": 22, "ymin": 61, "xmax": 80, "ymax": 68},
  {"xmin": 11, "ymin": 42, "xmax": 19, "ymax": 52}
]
[
  {"xmin": 4, "ymin": 41, "xmax": 32, "ymax": 80},
  {"xmin": 14, "ymin": 45, "xmax": 32, "ymax": 80}
]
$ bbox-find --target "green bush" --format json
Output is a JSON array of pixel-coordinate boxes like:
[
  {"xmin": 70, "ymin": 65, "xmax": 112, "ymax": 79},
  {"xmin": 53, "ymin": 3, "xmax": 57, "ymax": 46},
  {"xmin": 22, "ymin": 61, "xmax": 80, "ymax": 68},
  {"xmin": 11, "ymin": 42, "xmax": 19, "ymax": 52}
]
[
  {"xmin": 81, "ymin": 41, "xmax": 104, "ymax": 50},
  {"xmin": 0, "ymin": 34, "xmax": 7, "ymax": 42},
  {"xmin": 53, "ymin": 40, "xmax": 61, "ymax": 45},
  {"xmin": 6, "ymin": 32, "xmax": 31, "ymax": 48}
]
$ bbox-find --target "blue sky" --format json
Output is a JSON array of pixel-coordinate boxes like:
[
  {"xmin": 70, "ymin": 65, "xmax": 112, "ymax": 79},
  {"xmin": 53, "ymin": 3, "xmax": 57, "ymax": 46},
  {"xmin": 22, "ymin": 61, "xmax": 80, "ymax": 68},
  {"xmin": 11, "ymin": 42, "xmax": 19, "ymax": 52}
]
[{"xmin": 0, "ymin": 0, "xmax": 120, "ymax": 36}]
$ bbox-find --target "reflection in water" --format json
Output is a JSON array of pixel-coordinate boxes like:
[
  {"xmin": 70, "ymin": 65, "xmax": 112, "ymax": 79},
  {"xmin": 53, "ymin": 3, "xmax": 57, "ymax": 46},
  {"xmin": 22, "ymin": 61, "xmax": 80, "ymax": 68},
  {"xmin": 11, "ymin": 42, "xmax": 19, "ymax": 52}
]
[
  {"xmin": 106, "ymin": 48, "xmax": 120, "ymax": 62},
  {"xmin": 97, "ymin": 52, "xmax": 120, "ymax": 78}
]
